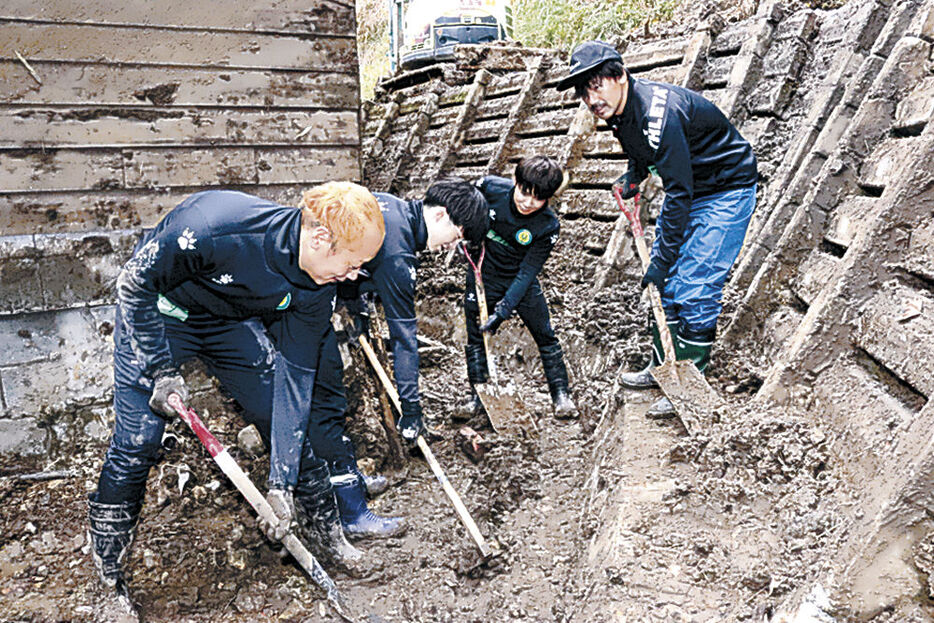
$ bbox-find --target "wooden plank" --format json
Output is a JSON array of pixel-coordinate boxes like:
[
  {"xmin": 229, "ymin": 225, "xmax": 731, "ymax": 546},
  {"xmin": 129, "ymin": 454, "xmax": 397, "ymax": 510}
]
[
  {"xmin": 703, "ymin": 55, "xmax": 733, "ymax": 88},
  {"xmin": 0, "ymin": 0, "xmax": 355, "ymax": 35},
  {"xmin": 515, "ymin": 107, "xmax": 576, "ymax": 135},
  {"xmin": 475, "ymin": 95, "xmax": 516, "ymax": 120},
  {"xmin": 0, "ymin": 22, "xmax": 356, "ymax": 71},
  {"xmin": 2, "ymin": 108, "xmax": 358, "ymax": 147},
  {"xmin": 464, "ymin": 118, "xmax": 505, "ymax": 142},
  {"xmin": 455, "ymin": 142, "xmax": 494, "ymax": 166},
  {"xmin": 0, "ymin": 149, "xmax": 124, "ymax": 192},
  {"xmin": 503, "ymin": 134, "xmax": 566, "ymax": 162},
  {"xmin": 860, "ymin": 136, "xmax": 920, "ymax": 190},
  {"xmin": 793, "ymin": 248, "xmax": 839, "ymax": 306},
  {"xmin": 580, "ymin": 130, "xmax": 621, "ymax": 156},
  {"xmin": 0, "ymin": 185, "xmax": 320, "ymax": 234},
  {"xmin": 555, "ymin": 188, "xmax": 618, "ymax": 219},
  {"xmin": 825, "ymin": 196, "xmax": 876, "ymax": 248},
  {"xmin": 485, "ymin": 72, "xmax": 526, "ymax": 97},
  {"xmin": 0, "ymin": 63, "xmax": 359, "ymax": 108},
  {"xmin": 570, "ymin": 157, "xmax": 624, "ymax": 185},
  {"xmin": 125, "ymin": 146, "xmax": 359, "ymax": 188},
  {"xmin": 429, "ymin": 105, "xmax": 462, "ymax": 127},
  {"xmin": 256, "ymin": 147, "xmax": 359, "ymax": 184}
]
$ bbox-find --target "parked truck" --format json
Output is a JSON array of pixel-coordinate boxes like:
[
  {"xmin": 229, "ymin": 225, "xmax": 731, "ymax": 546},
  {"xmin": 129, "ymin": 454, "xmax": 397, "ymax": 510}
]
[{"xmin": 388, "ymin": 0, "xmax": 513, "ymax": 72}]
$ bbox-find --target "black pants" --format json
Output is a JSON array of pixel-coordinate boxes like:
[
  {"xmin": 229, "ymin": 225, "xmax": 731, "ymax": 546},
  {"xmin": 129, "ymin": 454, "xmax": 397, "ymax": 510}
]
[{"xmin": 464, "ymin": 272, "xmax": 559, "ymax": 351}]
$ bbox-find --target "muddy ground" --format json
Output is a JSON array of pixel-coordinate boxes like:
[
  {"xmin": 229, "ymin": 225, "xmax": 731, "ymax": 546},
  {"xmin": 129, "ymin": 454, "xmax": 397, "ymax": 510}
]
[{"xmin": 3, "ymin": 216, "xmax": 922, "ymax": 622}]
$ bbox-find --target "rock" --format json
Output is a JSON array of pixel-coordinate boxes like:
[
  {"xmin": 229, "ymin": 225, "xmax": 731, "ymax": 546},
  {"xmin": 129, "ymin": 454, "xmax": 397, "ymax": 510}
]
[
  {"xmin": 237, "ymin": 424, "xmax": 264, "ymax": 455},
  {"xmin": 0, "ymin": 419, "xmax": 47, "ymax": 456},
  {"xmin": 458, "ymin": 427, "xmax": 489, "ymax": 463}
]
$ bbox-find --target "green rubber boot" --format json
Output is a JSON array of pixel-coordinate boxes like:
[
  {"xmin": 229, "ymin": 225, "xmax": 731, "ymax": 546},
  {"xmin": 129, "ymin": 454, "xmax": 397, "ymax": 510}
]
[
  {"xmin": 620, "ymin": 321, "xmax": 678, "ymax": 390},
  {"xmin": 646, "ymin": 329, "xmax": 714, "ymax": 418}
]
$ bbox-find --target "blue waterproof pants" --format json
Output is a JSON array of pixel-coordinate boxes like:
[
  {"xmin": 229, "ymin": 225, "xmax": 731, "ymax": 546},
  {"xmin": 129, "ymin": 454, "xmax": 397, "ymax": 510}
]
[
  {"xmin": 96, "ymin": 307, "xmax": 348, "ymax": 505},
  {"xmin": 654, "ymin": 184, "xmax": 757, "ymax": 337}
]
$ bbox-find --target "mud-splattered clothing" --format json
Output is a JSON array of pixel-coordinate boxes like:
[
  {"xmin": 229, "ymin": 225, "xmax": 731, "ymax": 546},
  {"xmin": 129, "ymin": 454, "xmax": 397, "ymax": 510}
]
[
  {"xmin": 464, "ymin": 176, "xmax": 561, "ymax": 353},
  {"xmin": 608, "ymin": 74, "xmax": 758, "ymax": 335},
  {"xmin": 608, "ymin": 73, "xmax": 757, "ymax": 275},
  {"xmin": 103, "ymin": 190, "xmax": 335, "ymax": 497}
]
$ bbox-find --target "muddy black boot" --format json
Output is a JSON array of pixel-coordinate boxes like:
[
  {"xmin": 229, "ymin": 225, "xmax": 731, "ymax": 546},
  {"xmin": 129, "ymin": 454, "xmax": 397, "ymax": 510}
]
[
  {"xmin": 87, "ymin": 493, "xmax": 142, "ymax": 623},
  {"xmin": 540, "ymin": 343, "xmax": 578, "ymax": 419},
  {"xmin": 620, "ymin": 321, "xmax": 678, "ymax": 390},
  {"xmin": 331, "ymin": 471, "xmax": 407, "ymax": 541},
  {"xmin": 295, "ymin": 463, "xmax": 380, "ymax": 578},
  {"xmin": 455, "ymin": 344, "xmax": 489, "ymax": 420},
  {"xmin": 647, "ymin": 328, "xmax": 714, "ymax": 419}
]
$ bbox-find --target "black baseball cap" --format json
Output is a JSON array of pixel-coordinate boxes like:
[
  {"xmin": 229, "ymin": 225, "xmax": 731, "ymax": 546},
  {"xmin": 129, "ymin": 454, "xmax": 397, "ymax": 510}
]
[{"xmin": 556, "ymin": 40, "xmax": 623, "ymax": 92}]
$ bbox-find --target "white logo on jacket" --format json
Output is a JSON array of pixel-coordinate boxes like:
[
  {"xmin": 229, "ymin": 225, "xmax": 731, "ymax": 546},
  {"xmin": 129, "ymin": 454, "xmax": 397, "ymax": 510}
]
[
  {"xmin": 211, "ymin": 273, "xmax": 233, "ymax": 285},
  {"xmin": 177, "ymin": 228, "xmax": 197, "ymax": 251},
  {"xmin": 644, "ymin": 86, "xmax": 668, "ymax": 151}
]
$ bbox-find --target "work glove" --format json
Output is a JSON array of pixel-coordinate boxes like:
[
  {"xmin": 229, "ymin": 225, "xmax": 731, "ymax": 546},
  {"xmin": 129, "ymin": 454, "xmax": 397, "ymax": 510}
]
[
  {"xmin": 398, "ymin": 399, "xmax": 427, "ymax": 444},
  {"xmin": 259, "ymin": 488, "xmax": 296, "ymax": 541},
  {"xmin": 613, "ymin": 170, "xmax": 641, "ymax": 200},
  {"xmin": 346, "ymin": 308, "xmax": 370, "ymax": 343},
  {"xmin": 479, "ymin": 312, "xmax": 505, "ymax": 335},
  {"xmin": 640, "ymin": 260, "xmax": 668, "ymax": 292},
  {"xmin": 148, "ymin": 369, "xmax": 188, "ymax": 419}
]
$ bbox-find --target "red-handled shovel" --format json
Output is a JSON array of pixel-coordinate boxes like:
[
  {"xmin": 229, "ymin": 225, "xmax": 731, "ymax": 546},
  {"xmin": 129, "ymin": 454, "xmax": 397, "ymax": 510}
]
[
  {"xmin": 166, "ymin": 394, "xmax": 359, "ymax": 622},
  {"xmin": 612, "ymin": 187, "xmax": 723, "ymax": 434}
]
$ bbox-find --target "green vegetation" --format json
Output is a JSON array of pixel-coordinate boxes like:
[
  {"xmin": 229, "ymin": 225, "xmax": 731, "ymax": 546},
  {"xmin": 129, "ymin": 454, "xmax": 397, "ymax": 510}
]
[
  {"xmin": 357, "ymin": 0, "xmax": 390, "ymax": 100},
  {"xmin": 512, "ymin": 0, "xmax": 680, "ymax": 51},
  {"xmin": 356, "ymin": 0, "xmax": 680, "ymax": 99}
]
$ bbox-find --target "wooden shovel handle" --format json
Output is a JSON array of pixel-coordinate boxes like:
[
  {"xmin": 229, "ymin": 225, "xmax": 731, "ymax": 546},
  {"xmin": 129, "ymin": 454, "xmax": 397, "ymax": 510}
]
[
  {"xmin": 613, "ymin": 187, "xmax": 677, "ymax": 363},
  {"xmin": 357, "ymin": 336, "xmax": 493, "ymax": 558}
]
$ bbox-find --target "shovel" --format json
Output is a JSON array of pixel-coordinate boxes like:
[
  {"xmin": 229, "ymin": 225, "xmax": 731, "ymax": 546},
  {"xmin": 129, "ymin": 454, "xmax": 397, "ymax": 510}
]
[
  {"xmin": 613, "ymin": 186, "xmax": 723, "ymax": 434},
  {"xmin": 461, "ymin": 244, "xmax": 537, "ymax": 436},
  {"xmin": 166, "ymin": 395, "xmax": 363, "ymax": 623},
  {"xmin": 357, "ymin": 335, "xmax": 494, "ymax": 559}
]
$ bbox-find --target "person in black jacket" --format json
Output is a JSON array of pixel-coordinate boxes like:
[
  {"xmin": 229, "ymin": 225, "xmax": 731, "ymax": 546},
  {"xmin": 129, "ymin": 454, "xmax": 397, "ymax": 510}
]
[
  {"xmin": 330, "ymin": 178, "xmax": 489, "ymax": 539},
  {"xmin": 88, "ymin": 184, "xmax": 384, "ymax": 620},
  {"xmin": 459, "ymin": 156, "xmax": 578, "ymax": 419},
  {"xmin": 557, "ymin": 41, "xmax": 758, "ymax": 418}
]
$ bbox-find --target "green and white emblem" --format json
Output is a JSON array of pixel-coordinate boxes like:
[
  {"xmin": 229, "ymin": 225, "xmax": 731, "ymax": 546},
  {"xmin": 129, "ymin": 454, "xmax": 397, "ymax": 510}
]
[{"xmin": 515, "ymin": 229, "xmax": 532, "ymax": 245}]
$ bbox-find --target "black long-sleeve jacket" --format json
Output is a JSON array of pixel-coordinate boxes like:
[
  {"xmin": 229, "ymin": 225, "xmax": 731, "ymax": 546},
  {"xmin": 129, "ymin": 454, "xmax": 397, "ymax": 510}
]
[
  {"xmin": 115, "ymin": 190, "xmax": 335, "ymax": 489},
  {"xmin": 478, "ymin": 176, "xmax": 559, "ymax": 317},
  {"xmin": 608, "ymin": 73, "xmax": 758, "ymax": 270}
]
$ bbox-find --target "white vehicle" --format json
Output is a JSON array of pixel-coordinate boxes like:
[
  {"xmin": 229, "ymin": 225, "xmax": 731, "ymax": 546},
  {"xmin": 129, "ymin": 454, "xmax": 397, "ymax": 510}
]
[{"xmin": 388, "ymin": 0, "xmax": 513, "ymax": 71}]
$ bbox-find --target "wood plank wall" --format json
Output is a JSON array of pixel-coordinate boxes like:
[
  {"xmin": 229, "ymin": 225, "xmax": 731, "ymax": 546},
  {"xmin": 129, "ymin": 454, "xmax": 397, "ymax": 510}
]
[{"xmin": 0, "ymin": 0, "xmax": 361, "ymax": 235}]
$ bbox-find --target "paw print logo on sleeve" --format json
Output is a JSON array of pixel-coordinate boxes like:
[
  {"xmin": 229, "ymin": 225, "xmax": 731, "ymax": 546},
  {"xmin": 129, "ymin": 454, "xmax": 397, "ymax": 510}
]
[{"xmin": 177, "ymin": 228, "xmax": 197, "ymax": 251}]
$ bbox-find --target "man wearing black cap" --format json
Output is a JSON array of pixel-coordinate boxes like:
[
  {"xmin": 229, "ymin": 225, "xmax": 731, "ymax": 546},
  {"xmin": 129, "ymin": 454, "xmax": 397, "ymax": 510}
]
[{"xmin": 557, "ymin": 40, "xmax": 758, "ymax": 418}]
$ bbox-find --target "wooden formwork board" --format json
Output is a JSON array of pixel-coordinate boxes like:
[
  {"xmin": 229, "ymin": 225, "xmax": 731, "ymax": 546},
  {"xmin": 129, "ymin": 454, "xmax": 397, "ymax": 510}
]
[
  {"xmin": 824, "ymin": 196, "xmax": 877, "ymax": 248},
  {"xmin": 623, "ymin": 37, "xmax": 689, "ymax": 72},
  {"xmin": 0, "ymin": 63, "xmax": 359, "ymax": 108},
  {"xmin": 0, "ymin": 184, "xmax": 315, "ymax": 235},
  {"xmin": 856, "ymin": 284, "xmax": 934, "ymax": 398},
  {"xmin": 514, "ymin": 107, "xmax": 577, "ymax": 135},
  {"xmin": 455, "ymin": 141, "xmax": 495, "ymax": 166},
  {"xmin": 580, "ymin": 130, "xmax": 622, "ymax": 156},
  {"xmin": 703, "ymin": 55, "xmax": 734, "ymax": 89},
  {"xmin": 428, "ymin": 106, "xmax": 462, "ymax": 128},
  {"xmin": 464, "ymin": 118, "xmax": 507, "ymax": 143},
  {"xmin": 571, "ymin": 157, "xmax": 626, "ymax": 185},
  {"xmin": 485, "ymin": 72, "xmax": 527, "ymax": 97},
  {"xmin": 710, "ymin": 23, "xmax": 750, "ymax": 56},
  {"xmin": 556, "ymin": 188, "xmax": 620, "ymax": 220},
  {"xmin": 0, "ymin": 146, "xmax": 358, "ymax": 193},
  {"xmin": 858, "ymin": 135, "xmax": 919, "ymax": 190},
  {"xmin": 792, "ymin": 248, "xmax": 840, "ymax": 306},
  {"xmin": 0, "ymin": 22, "xmax": 357, "ymax": 72},
  {"xmin": 1, "ymin": 0, "xmax": 356, "ymax": 34},
  {"xmin": 475, "ymin": 95, "xmax": 518, "ymax": 120},
  {"xmin": 502, "ymin": 134, "xmax": 567, "ymax": 163},
  {"xmin": 1, "ymin": 109, "xmax": 359, "ymax": 148}
]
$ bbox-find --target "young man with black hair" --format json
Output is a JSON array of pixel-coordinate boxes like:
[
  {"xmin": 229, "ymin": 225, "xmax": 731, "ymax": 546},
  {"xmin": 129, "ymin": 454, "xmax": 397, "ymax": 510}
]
[
  {"xmin": 557, "ymin": 40, "xmax": 758, "ymax": 418},
  {"xmin": 459, "ymin": 155, "xmax": 578, "ymax": 419},
  {"xmin": 330, "ymin": 177, "xmax": 489, "ymax": 538}
]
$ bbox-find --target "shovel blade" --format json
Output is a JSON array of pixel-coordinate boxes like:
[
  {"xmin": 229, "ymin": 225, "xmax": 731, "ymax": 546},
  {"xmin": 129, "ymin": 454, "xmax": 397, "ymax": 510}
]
[
  {"xmin": 474, "ymin": 381, "xmax": 534, "ymax": 435},
  {"xmin": 650, "ymin": 361, "xmax": 722, "ymax": 435}
]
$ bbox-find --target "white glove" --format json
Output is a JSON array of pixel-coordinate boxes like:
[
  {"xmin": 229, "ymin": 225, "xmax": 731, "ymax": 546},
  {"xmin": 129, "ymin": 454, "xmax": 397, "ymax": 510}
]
[{"xmin": 259, "ymin": 488, "xmax": 296, "ymax": 541}]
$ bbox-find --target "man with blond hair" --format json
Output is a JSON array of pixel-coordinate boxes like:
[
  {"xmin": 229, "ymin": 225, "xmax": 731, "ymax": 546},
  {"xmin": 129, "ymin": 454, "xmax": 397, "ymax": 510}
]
[{"xmin": 88, "ymin": 183, "xmax": 385, "ymax": 620}]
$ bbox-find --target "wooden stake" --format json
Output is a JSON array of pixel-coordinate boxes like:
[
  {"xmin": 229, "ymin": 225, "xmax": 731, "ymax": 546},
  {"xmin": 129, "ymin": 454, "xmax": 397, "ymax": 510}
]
[{"xmin": 15, "ymin": 51, "xmax": 42, "ymax": 85}]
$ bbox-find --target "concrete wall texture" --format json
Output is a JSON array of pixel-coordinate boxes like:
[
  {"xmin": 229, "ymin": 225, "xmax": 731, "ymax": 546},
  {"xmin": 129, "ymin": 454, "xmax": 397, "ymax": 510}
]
[
  {"xmin": 359, "ymin": 0, "xmax": 934, "ymax": 616},
  {"xmin": 0, "ymin": 1, "xmax": 361, "ymax": 454}
]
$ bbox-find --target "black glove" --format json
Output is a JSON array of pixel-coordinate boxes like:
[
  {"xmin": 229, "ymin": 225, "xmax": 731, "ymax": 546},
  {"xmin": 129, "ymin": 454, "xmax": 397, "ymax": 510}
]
[
  {"xmin": 346, "ymin": 308, "xmax": 370, "ymax": 342},
  {"xmin": 613, "ymin": 170, "xmax": 641, "ymax": 199},
  {"xmin": 258, "ymin": 488, "xmax": 296, "ymax": 541},
  {"xmin": 398, "ymin": 400, "xmax": 426, "ymax": 444},
  {"xmin": 148, "ymin": 369, "xmax": 188, "ymax": 419},
  {"xmin": 640, "ymin": 260, "xmax": 668, "ymax": 292},
  {"xmin": 480, "ymin": 312, "xmax": 505, "ymax": 335}
]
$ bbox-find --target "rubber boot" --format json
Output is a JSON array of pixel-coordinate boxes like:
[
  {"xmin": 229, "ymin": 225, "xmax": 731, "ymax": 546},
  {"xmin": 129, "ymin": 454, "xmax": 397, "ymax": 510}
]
[
  {"xmin": 620, "ymin": 321, "xmax": 678, "ymax": 390},
  {"xmin": 540, "ymin": 343, "xmax": 578, "ymax": 419},
  {"xmin": 294, "ymin": 463, "xmax": 379, "ymax": 578},
  {"xmin": 341, "ymin": 436, "xmax": 388, "ymax": 497},
  {"xmin": 331, "ymin": 472, "xmax": 407, "ymax": 541},
  {"xmin": 455, "ymin": 344, "xmax": 489, "ymax": 420},
  {"xmin": 87, "ymin": 493, "xmax": 142, "ymax": 623},
  {"xmin": 646, "ymin": 329, "xmax": 714, "ymax": 419}
]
